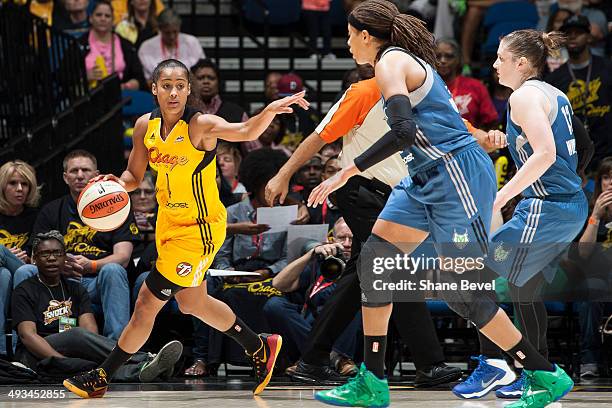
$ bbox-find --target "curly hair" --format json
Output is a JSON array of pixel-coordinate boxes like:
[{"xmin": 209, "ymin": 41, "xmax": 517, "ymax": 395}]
[
  {"xmin": 238, "ymin": 149, "xmax": 288, "ymax": 195},
  {"xmin": 32, "ymin": 230, "xmax": 65, "ymax": 255}
]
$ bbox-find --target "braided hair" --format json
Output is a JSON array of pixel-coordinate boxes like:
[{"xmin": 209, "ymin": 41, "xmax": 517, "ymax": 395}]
[{"xmin": 32, "ymin": 231, "xmax": 65, "ymax": 255}]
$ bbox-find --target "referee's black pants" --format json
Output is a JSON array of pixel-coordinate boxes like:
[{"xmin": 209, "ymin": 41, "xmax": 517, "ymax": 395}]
[{"xmin": 302, "ymin": 176, "xmax": 445, "ymax": 370}]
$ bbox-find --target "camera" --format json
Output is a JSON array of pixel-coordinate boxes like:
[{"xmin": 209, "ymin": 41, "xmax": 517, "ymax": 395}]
[{"xmin": 317, "ymin": 251, "xmax": 346, "ymax": 281}]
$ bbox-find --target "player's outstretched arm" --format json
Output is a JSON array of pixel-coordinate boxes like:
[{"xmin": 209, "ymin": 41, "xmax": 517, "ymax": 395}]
[
  {"xmin": 493, "ymin": 87, "xmax": 556, "ymax": 212},
  {"xmin": 198, "ymin": 91, "xmax": 309, "ymax": 144},
  {"xmin": 90, "ymin": 114, "xmax": 150, "ymax": 192}
]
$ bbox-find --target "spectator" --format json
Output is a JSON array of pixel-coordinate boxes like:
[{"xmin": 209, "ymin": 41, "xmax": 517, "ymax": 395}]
[
  {"xmin": 217, "ymin": 143, "xmax": 246, "ymax": 194},
  {"xmin": 0, "ymin": 160, "xmax": 41, "ymax": 356},
  {"xmin": 266, "ymin": 218, "xmax": 359, "ymax": 372},
  {"xmin": 293, "ymin": 155, "xmax": 323, "ymax": 202},
  {"xmin": 56, "ymin": 0, "xmax": 90, "ymax": 38},
  {"xmin": 545, "ymin": 15, "xmax": 612, "ymax": 171},
  {"xmin": 0, "ymin": 160, "xmax": 40, "ymax": 260},
  {"xmin": 81, "ymin": 0, "xmax": 145, "ymax": 90},
  {"xmin": 575, "ymin": 157, "xmax": 612, "ymax": 378},
  {"xmin": 436, "ymin": 38, "xmax": 498, "ymax": 129},
  {"xmin": 130, "ymin": 171, "xmax": 157, "ymax": 257},
  {"xmin": 138, "ymin": 9, "xmax": 204, "ymax": 82},
  {"xmin": 276, "ymin": 73, "xmax": 319, "ymax": 152},
  {"xmin": 263, "ymin": 71, "xmax": 282, "ymax": 103},
  {"xmin": 14, "ymin": 150, "xmax": 138, "ymax": 341},
  {"xmin": 12, "ymin": 231, "xmax": 181, "ymax": 381},
  {"xmin": 215, "ymin": 149, "xmax": 289, "ymax": 279},
  {"xmin": 557, "ymin": 0, "xmax": 609, "ymax": 56},
  {"xmin": 545, "ymin": 8, "xmax": 572, "ymax": 72},
  {"xmin": 460, "ymin": 0, "xmax": 502, "ymax": 76},
  {"xmin": 216, "ymin": 164, "xmax": 245, "ymax": 208},
  {"xmin": 111, "ymin": 0, "xmax": 164, "ymax": 26},
  {"xmin": 302, "ymin": 0, "xmax": 334, "ymax": 59},
  {"xmin": 244, "ymin": 107, "xmax": 292, "ymax": 157},
  {"xmin": 319, "ymin": 142, "xmax": 342, "ymax": 164},
  {"xmin": 115, "ymin": 0, "xmax": 159, "ymax": 49},
  {"xmin": 306, "ymin": 156, "xmax": 342, "ymax": 228},
  {"xmin": 189, "ymin": 59, "xmax": 248, "ymax": 122}
]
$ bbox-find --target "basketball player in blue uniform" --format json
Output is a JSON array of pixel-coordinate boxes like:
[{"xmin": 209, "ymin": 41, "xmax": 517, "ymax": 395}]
[
  {"xmin": 306, "ymin": 2, "xmax": 574, "ymax": 407},
  {"xmin": 453, "ymin": 29, "xmax": 589, "ymax": 403}
]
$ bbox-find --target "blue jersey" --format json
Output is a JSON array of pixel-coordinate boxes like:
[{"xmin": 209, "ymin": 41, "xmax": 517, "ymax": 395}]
[
  {"xmin": 381, "ymin": 47, "xmax": 476, "ymax": 174},
  {"xmin": 506, "ymin": 80, "xmax": 582, "ymax": 198}
]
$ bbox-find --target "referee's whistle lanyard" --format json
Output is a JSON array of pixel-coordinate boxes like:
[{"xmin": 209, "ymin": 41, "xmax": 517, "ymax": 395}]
[{"xmin": 567, "ymin": 59, "xmax": 592, "ymax": 130}]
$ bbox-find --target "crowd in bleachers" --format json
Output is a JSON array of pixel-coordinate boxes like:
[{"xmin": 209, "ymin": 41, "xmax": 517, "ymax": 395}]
[{"xmin": 2, "ymin": 0, "xmax": 611, "ymax": 383}]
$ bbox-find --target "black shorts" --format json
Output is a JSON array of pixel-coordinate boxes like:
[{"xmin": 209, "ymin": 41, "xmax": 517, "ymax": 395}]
[{"xmin": 145, "ymin": 267, "xmax": 186, "ymax": 301}]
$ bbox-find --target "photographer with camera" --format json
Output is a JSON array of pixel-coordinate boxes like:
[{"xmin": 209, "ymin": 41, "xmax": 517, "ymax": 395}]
[{"xmin": 265, "ymin": 218, "xmax": 359, "ymax": 375}]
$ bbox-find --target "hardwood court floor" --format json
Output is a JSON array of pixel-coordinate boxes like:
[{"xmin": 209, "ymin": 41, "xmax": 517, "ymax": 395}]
[{"xmin": 1, "ymin": 379, "xmax": 611, "ymax": 408}]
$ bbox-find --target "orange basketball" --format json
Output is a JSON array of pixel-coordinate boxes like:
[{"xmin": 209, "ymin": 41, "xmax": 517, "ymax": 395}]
[{"xmin": 77, "ymin": 180, "xmax": 131, "ymax": 232}]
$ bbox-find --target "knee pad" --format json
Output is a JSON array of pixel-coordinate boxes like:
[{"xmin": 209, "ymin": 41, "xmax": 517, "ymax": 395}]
[
  {"xmin": 437, "ymin": 274, "xmax": 499, "ymax": 328},
  {"xmin": 358, "ymin": 234, "xmax": 402, "ymax": 307}
]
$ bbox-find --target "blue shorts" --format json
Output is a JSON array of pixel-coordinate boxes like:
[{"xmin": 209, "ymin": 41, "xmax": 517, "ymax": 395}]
[
  {"xmin": 488, "ymin": 192, "xmax": 588, "ymax": 287},
  {"xmin": 379, "ymin": 143, "xmax": 497, "ymax": 258}
]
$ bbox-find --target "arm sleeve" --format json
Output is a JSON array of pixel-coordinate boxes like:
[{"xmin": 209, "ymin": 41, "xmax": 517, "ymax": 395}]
[
  {"xmin": 353, "ymin": 94, "xmax": 416, "ymax": 172},
  {"xmin": 572, "ymin": 115, "xmax": 594, "ymax": 174}
]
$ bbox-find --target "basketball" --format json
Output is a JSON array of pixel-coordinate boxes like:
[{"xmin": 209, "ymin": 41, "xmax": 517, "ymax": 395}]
[{"xmin": 77, "ymin": 180, "xmax": 131, "ymax": 232}]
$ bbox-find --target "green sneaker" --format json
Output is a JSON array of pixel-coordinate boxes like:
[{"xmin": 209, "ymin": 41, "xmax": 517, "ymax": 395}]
[
  {"xmin": 506, "ymin": 365, "xmax": 574, "ymax": 408},
  {"xmin": 314, "ymin": 364, "xmax": 389, "ymax": 407}
]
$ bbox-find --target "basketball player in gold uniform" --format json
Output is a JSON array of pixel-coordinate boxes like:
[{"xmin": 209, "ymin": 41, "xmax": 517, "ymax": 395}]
[{"xmin": 64, "ymin": 59, "xmax": 309, "ymax": 398}]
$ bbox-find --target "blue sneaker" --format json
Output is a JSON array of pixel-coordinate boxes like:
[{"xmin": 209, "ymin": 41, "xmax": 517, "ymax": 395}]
[
  {"xmin": 452, "ymin": 356, "xmax": 516, "ymax": 399},
  {"xmin": 495, "ymin": 371, "xmax": 525, "ymax": 399}
]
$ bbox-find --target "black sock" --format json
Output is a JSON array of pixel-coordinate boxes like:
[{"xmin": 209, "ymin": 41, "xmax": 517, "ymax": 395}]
[
  {"xmin": 364, "ymin": 335, "xmax": 386, "ymax": 379},
  {"xmin": 100, "ymin": 345, "xmax": 133, "ymax": 378},
  {"xmin": 224, "ymin": 316, "xmax": 262, "ymax": 355},
  {"xmin": 505, "ymin": 337, "xmax": 554, "ymax": 372}
]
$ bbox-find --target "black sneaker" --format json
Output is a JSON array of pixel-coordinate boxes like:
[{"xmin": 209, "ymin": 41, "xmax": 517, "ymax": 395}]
[
  {"xmin": 63, "ymin": 368, "xmax": 108, "ymax": 398},
  {"xmin": 415, "ymin": 362, "xmax": 463, "ymax": 388},
  {"xmin": 139, "ymin": 340, "xmax": 183, "ymax": 382},
  {"xmin": 288, "ymin": 359, "xmax": 348, "ymax": 385},
  {"xmin": 251, "ymin": 333, "xmax": 283, "ymax": 395}
]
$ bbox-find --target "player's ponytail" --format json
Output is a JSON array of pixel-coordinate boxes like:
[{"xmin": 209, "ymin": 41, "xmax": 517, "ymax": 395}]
[
  {"xmin": 349, "ymin": 0, "xmax": 437, "ymax": 67},
  {"xmin": 541, "ymin": 31, "xmax": 566, "ymax": 52},
  {"xmin": 502, "ymin": 29, "xmax": 566, "ymax": 77}
]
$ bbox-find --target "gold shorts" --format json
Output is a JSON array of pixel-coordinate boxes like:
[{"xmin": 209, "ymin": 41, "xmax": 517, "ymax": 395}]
[{"xmin": 155, "ymin": 214, "xmax": 226, "ymax": 287}]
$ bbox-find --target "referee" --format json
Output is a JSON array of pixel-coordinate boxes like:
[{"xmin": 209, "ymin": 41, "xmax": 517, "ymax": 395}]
[{"xmin": 265, "ymin": 66, "xmax": 461, "ymax": 387}]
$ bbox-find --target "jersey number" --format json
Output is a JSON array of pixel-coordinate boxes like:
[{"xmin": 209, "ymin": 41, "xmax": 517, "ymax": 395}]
[{"xmin": 561, "ymin": 105, "xmax": 573, "ymax": 135}]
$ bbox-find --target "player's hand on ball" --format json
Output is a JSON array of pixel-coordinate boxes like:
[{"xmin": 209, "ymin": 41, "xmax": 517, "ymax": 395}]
[
  {"xmin": 265, "ymin": 91, "xmax": 309, "ymax": 114},
  {"xmin": 88, "ymin": 174, "xmax": 126, "ymax": 188}
]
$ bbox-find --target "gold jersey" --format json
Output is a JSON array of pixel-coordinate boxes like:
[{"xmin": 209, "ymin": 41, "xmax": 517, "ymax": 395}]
[{"xmin": 144, "ymin": 107, "xmax": 226, "ymax": 287}]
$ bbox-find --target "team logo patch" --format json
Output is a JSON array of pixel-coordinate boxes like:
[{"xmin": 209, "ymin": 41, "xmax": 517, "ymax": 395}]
[
  {"xmin": 176, "ymin": 262, "xmax": 193, "ymax": 277},
  {"xmin": 452, "ymin": 229, "xmax": 469, "ymax": 250},
  {"xmin": 494, "ymin": 242, "xmax": 512, "ymax": 262}
]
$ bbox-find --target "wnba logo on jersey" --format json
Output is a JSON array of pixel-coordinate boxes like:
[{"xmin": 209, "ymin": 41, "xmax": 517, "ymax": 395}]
[
  {"xmin": 176, "ymin": 262, "xmax": 193, "ymax": 277},
  {"xmin": 148, "ymin": 147, "xmax": 189, "ymax": 171}
]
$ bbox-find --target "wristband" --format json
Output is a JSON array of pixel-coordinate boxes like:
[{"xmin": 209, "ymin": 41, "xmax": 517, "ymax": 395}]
[
  {"xmin": 91, "ymin": 260, "xmax": 97, "ymax": 273},
  {"xmin": 588, "ymin": 216, "xmax": 600, "ymax": 226}
]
